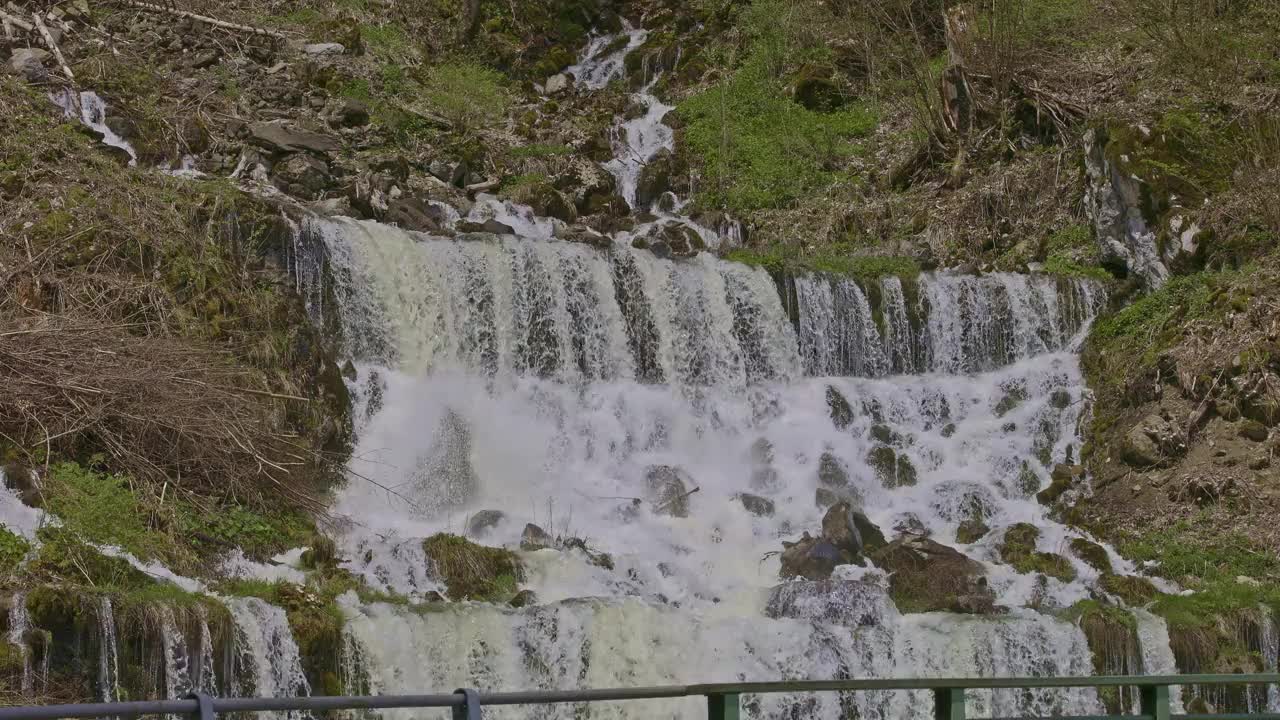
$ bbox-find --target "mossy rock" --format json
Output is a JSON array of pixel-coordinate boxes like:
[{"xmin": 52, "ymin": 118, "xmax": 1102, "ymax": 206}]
[
  {"xmin": 1069, "ymin": 538, "xmax": 1112, "ymax": 573},
  {"xmin": 998, "ymin": 523, "xmax": 1077, "ymax": 582},
  {"xmin": 868, "ymin": 446, "xmax": 917, "ymax": 488},
  {"xmin": 1066, "ymin": 600, "xmax": 1140, "ymax": 711},
  {"xmin": 870, "ymin": 536, "xmax": 995, "ymax": 614},
  {"xmin": 421, "ymin": 533, "xmax": 524, "ymax": 602},
  {"xmin": 956, "ymin": 518, "xmax": 991, "ymax": 544},
  {"xmin": 826, "ymin": 386, "xmax": 854, "ymax": 429},
  {"xmin": 1100, "ymin": 573, "xmax": 1158, "ymax": 605}
]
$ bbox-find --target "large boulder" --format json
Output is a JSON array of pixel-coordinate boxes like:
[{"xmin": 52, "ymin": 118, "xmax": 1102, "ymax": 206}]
[
  {"xmin": 520, "ymin": 523, "xmax": 554, "ymax": 551},
  {"xmin": 867, "ymin": 446, "xmax": 918, "ymax": 488},
  {"xmin": 821, "ymin": 501, "xmax": 887, "ymax": 557},
  {"xmin": 248, "ymin": 121, "xmax": 342, "ymax": 155},
  {"xmin": 9, "ymin": 48, "xmax": 51, "ymax": 84},
  {"xmin": 465, "ymin": 510, "xmax": 506, "ymax": 538},
  {"xmin": 644, "ymin": 465, "xmax": 693, "ymax": 518},
  {"xmin": 634, "ymin": 148, "xmax": 689, "ymax": 208},
  {"xmin": 870, "ymin": 536, "xmax": 997, "ymax": 614},
  {"xmin": 1120, "ymin": 414, "xmax": 1184, "ymax": 467},
  {"xmin": 779, "ymin": 533, "xmax": 844, "ymax": 580},
  {"xmin": 271, "ymin": 154, "xmax": 331, "ymax": 199},
  {"xmin": 384, "ymin": 196, "xmax": 450, "ymax": 234}
]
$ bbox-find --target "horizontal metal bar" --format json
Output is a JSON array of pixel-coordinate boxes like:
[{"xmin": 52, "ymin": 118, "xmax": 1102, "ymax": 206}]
[
  {"xmin": 0, "ymin": 675, "xmax": 1275, "ymax": 719},
  {"xmin": 990, "ymin": 716, "xmax": 1154, "ymax": 720},
  {"xmin": 1176, "ymin": 716, "xmax": 1280, "ymax": 720},
  {"xmin": 692, "ymin": 674, "xmax": 1280, "ymax": 694}
]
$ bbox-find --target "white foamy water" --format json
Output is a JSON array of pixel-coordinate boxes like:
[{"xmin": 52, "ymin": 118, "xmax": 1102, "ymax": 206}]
[
  {"xmin": 51, "ymin": 90, "xmax": 139, "ymax": 166},
  {"xmin": 1134, "ymin": 609, "xmax": 1186, "ymax": 713},
  {"xmin": 226, "ymin": 597, "xmax": 310, "ymax": 713}
]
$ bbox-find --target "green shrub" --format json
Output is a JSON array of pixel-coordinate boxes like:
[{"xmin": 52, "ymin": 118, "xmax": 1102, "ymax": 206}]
[
  {"xmin": 421, "ymin": 533, "xmax": 523, "ymax": 601},
  {"xmin": 422, "ymin": 62, "xmax": 512, "ymax": 131},
  {"xmin": 43, "ymin": 462, "xmax": 155, "ymax": 558},
  {"xmin": 0, "ymin": 527, "xmax": 30, "ymax": 574}
]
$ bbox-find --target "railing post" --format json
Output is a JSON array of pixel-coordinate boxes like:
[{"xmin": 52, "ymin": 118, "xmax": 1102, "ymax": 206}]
[
  {"xmin": 1140, "ymin": 684, "xmax": 1170, "ymax": 720},
  {"xmin": 707, "ymin": 692, "xmax": 740, "ymax": 720},
  {"xmin": 933, "ymin": 687, "xmax": 965, "ymax": 720},
  {"xmin": 183, "ymin": 692, "xmax": 216, "ymax": 720},
  {"xmin": 453, "ymin": 687, "xmax": 482, "ymax": 720}
]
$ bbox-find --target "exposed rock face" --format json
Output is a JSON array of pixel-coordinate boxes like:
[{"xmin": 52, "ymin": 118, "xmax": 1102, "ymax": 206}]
[
  {"xmin": 272, "ymin": 154, "xmax": 331, "ymax": 199},
  {"xmin": 736, "ymin": 493, "xmax": 775, "ymax": 517},
  {"xmin": 955, "ymin": 518, "xmax": 990, "ymax": 543},
  {"xmin": 779, "ymin": 533, "xmax": 843, "ymax": 580},
  {"xmin": 10, "ymin": 48, "xmax": 51, "ymax": 84},
  {"xmin": 465, "ymin": 510, "xmax": 506, "ymax": 538},
  {"xmin": 248, "ymin": 121, "xmax": 342, "ymax": 155},
  {"xmin": 335, "ymin": 98, "xmax": 370, "ymax": 127},
  {"xmin": 1120, "ymin": 413, "xmax": 1185, "ymax": 467},
  {"xmin": 826, "ymin": 386, "xmax": 854, "ymax": 429},
  {"xmin": 1084, "ymin": 126, "xmax": 1192, "ymax": 288},
  {"xmin": 870, "ymin": 536, "xmax": 997, "ymax": 614},
  {"xmin": 384, "ymin": 197, "xmax": 447, "ymax": 234},
  {"xmin": 634, "ymin": 148, "xmax": 688, "ymax": 208},
  {"xmin": 644, "ymin": 464, "xmax": 693, "ymax": 518},
  {"xmin": 867, "ymin": 445, "xmax": 918, "ymax": 488},
  {"xmin": 822, "ymin": 501, "xmax": 887, "ymax": 557},
  {"xmin": 520, "ymin": 523, "xmax": 554, "ymax": 551}
]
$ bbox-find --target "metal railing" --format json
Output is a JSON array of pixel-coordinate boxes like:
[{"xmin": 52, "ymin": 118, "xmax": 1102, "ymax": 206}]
[{"xmin": 0, "ymin": 674, "xmax": 1275, "ymax": 720}]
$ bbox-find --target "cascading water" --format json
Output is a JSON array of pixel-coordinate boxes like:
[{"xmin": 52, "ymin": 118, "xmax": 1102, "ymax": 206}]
[
  {"xmin": 226, "ymin": 597, "xmax": 310, "ymax": 715},
  {"xmin": 1134, "ymin": 609, "xmax": 1186, "ymax": 713},
  {"xmin": 8, "ymin": 591, "xmax": 33, "ymax": 697},
  {"xmin": 159, "ymin": 605, "xmax": 194, "ymax": 700},
  {"xmin": 1263, "ymin": 609, "xmax": 1279, "ymax": 712},
  {"xmin": 98, "ymin": 598, "xmax": 121, "ymax": 703}
]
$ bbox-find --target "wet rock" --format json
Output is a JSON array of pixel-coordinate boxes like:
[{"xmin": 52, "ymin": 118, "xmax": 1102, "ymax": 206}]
[
  {"xmin": 779, "ymin": 532, "xmax": 843, "ymax": 580},
  {"xmin": 823, "ymin": 501, "xmax": 887, "ymax": 556},
  {"xmin": 955, "ymin": 518, "xmax": 990, "ymax": 544},
  {"xmin": 272, "ymin": 154, "xmax": 331, "ymax": 199},
  {"xmin": 508, "ymin": 589, "xmax": 538, "ymax": 608},
  {"xmin": 303, "ymin": 42, "xmax": 345, "ymax": 55},
  {"xmin": 765, "ymin": 580, "xmax": 894, "ymax": 626},
  {"xmin": 1050, "ymin": 389, "xmax": 1073, "ymax": 409},
  {"xmin": 1037, "ymin": 463, "xmax": 1083, "ymax": 505},
  {"xmin": 644, "ymin": 464, "xmax": 693, "ymax": 518},
  {"xmin": 814, "ymin": 487, "xmax": 841, "ymax": 509},
  {"xmin": 646, "ymin": 240, "xmax": 672, "ymax": 259},
  {"xmin": 1069, "ymin": 538, "xmax": 1112, "ymax": 573},
  {"xmin": 654, "ymin": 223, "xmax": 705, "ymax": 258},
  {"xmin": 520, "ymin": 523, "xmax": 554, "ymax": 551},
  {"xmin": 2, "ymin": 463, "xmax": 41, "ymax": 508},
  {"xmin": 736, "ymin": 493, "xmax": 775, "ymax": 518},
  {"xmin": 634, "ymin": 148, "xmax": 688, "ymax": 208},
  {"xmin": 870, "ymin": 536, "xmax": 996, "ymax": 614},
  {"xmin": 248, "ymin": 121, "xmax": 341, "ymax": 155},
  {"xmin": 817, "ymin": 451, "xmax": 849, "ymax": 488},
  {"xmin": 555, "ymin": 224, "xmax": 610, "ymax": 248},
  {"xmin": 9, "ymin": 48, "xmax": 50, "ymax": 84},
  {"xmin": 562, "ymin": 537, "xmax": 613, "ymax": 570},
  {"xmin": 1084, "ymin": 127, "xmax": 1172, "ymax": 287},
  {"xmin": 826, "ymin": 386, "xmax": 854, "ymax": 429},
  {"xmin": 385, "ymin": 197, "xmax": 446, "ymax": 233},
  {"xmin": 336, "ymin": 98, "xmax": 370, "ymax": 127},
  {"xmin": 513, "ymin": 181, "xmax": 577, "ymax": 223},
  {"xmin": 466, "ymin": 510, "xmax": 506, "ymax": 538},
  {"xmin": 867, "ymin": 446, "xmax": 917, "ymax": 488},
  {"xmin": 457, "ymin": 219, "xmax": 516, "ymax": 235},
  {"xmin": 893, "ymin": 513, "xmax": 930, "ymax": 538}
]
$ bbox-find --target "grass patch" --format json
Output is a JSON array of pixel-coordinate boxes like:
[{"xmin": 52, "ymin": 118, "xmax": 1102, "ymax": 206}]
[
  {"xmin": 1119, "ymin": 516, "xmax": 1280, "ymax": 584},
  {"xmin": 725, "ymin": 245, "xmax": 919, "ymax": 280},
  {"xmin": 509, "ymin": 143, "xmax": 573, "ymax": 159},
  {"xmin": 421, "ymin": 533, "xmax": 523, "ymax": 602},
  {"xmin": 675, "ymin": 0, "xmax": 877, "ymax": 214},
  {"xmin": 421, "ymin": 62, "xmax": 512, "ymax": 132}
]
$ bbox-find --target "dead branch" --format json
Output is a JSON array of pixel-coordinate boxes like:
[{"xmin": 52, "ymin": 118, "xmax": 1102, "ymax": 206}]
[
  {"xmin": 112, "ymin": 0, "xmax": 286, "ymax": 40},
  {"xmin": 32, "ymin": 12, "xmax": 74, "ymax": 81},
  {"xmin": 0, "ymin": 8, "xmax": 31, "ymax": 32}
]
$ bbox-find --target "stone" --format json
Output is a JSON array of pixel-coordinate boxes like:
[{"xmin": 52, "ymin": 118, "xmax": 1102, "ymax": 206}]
[
  {"xmin": 9, "ymin": 48, "xmax": 50, "ymax": 84},
  {"xmin": 188, "ymin": 48, "xmax": 222, "ymax": 69},
  {"xmin": 465, "ymin": 509, "xmax": 506, "ymax": 538},
  {"xmin": 336, "ymin": 98, "xmax": 370, "ymax": 127},
  {"xmin": 1049, "ymin": 389, "xmax": 1072, "ymax": 409},
  {"xmin": 1037, "ymin": 463, "xmax": 1083, "ymax": 505},
  {"xmin": 508, "ymin": 589, "xmax": 538, "ymax": 608},
  {"xmin": 826, "ymin": 386, "xmax": 854, "ymax": 429},
  {"xmin": 779, "ymin": 532, "xmax": 843, "ymax": 580},
  {"xmin": 869, "ymin": 536, "xmax": 996, "ymax": 614},
  {"xmin": 303, "ymin": 42, "xmax": 345, "ymax": 55},
  {"xmin": 893, "ymin": 513, "xmax": 930, "ymax": 538},
  {"xmin": 248, "ymin": 121, "xmax": 342, "ymax": 155},
  {"xmin": 458, "ymin": 219, "xmax": 516, "ymax": 235},
  {"xmin": 817, "ymin": 451, "xmax": 849, "ymax": 488},
  {"xmin": 514, "ymin": 182, "xmax": 577, "ymax": 223},
  {"xmin": 822, "ymin": 501, "xmax": 887, "ymax": 556},
  {"xmin": 428, "ymin": 160, "xmax": 454, "ymax": 183},
  {"xmin": 385, "ymin": 197, "xmax": 445, "ymax": 233},
  {"xmin": 634, "ymin": 148, "xmax": 688, "ymax": 208},
  {"xmin": 544, "ymin": 73, "xmax": 572, "ymax": 95},
  {"xmin": 646, "ymin": 240, "xmax": 672, "ymax": 259},
  {"xmin": 645, "ymin": 464, "xmax": 693, "ymax": 518},
  {"xmin": 868, "ymin": 446, "xmax": 917, "ymax": 488},
  {"xmin": 1240, "ymin": 419, "xmax": 1269, "ymax": 442},
  {"xmin": 655, "ymin": 223, "xmax": 705, "ymax": 258},
  {"xmin": 520, "ymin": 523, "xmax": 554, "ymax": 551},
  {"xmin": 955, "ymin": 518, "xmax": 990, "ymax": 544},
  {"xmin": 1084, "ymin": 127, "xmax": 1171, "ymax": 287},
  {"xmin": 1121, "ymin": 414, "xmax": 1182, "ymax": 467},
  {"xmin": 272, "ymin": 154, "xmax": 331, "ymax": 199},
  {"xmin": 736, "ymin": 493, "xmax": 775, "ymax": 518}
]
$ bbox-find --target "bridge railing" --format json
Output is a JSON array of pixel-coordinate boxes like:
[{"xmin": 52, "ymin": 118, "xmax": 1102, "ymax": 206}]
[{"xmin": 0, "ymin": 673, "xmax": 1275, "ymax": 720}]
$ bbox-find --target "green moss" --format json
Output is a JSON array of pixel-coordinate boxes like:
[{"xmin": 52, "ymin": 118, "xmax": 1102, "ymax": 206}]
[
  {"xmin": 42, "ymin": 462, "xmax": 168, "ymax": 562},
  {"xmin": 421, "ymin": 533, "xmax": 524, "ymax": 602},
  {"xmin": 725, "ymin": 245, "xmax": 919, "ymax": 280},
  {"xmin": 1100, "ymin": 573, "xmax": 1160, "ymax": 605},
  {"xmin": 998, "ymin": 523, "xmax": 1077, "ymax": 582},
  {"xmin": 27, "ymin": 527, "xmax": 154, "ymax": 589},
  {"xmin": 1069, "ymin": 538, "xmax": 1112, "ymax": 573},
  {"xmin": 509, "ymin": 143, "xmax": 574, "ymax": 159}
]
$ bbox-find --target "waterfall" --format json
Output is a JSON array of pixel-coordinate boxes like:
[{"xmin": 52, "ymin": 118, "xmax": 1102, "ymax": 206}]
[
  {"xmin": 196, "ymin": 606, "xmax": 219, "ymax": 695},
  {"xmin": 226, "ymin": 598, "xmax": 310, "ymax": 715},
  {"xmin": 98, "ymin": 598, "xmax": 121, "ymax": 703},
  {"xmin": 1133, "ymin": 609, "xmax": 1185, "ymax": 713},
  {"xmin": 8, "ymin": 592, "xmax": 32, "ymax": 697},
  {"xmin": 344, "ymin": 598, "xmax": 1100, "ymax": 720},
  {"xmin": 159, "ymin": 605, "xmax": 194, "ymax": 700},
  {"xmin": 1263, "ymin": 608, "xmax": 1279, "ymax": 712}
]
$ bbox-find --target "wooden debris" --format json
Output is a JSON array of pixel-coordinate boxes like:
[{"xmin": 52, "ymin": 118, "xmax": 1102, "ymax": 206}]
[
  {"xmin": 0, "ymin": 8, "xmax": 33, "ymax": 32},
  {"xmin": 115, "ymin": 0, "xmax": 286, "ymax": 40},
  {"xmin": 32, "ymin": 12, "xmax": 75, "ymax": 81}
]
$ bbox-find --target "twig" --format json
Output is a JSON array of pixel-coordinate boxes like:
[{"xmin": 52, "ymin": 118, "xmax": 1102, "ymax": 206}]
[
  {"xmin": 0, "ymin": 8, "xmax": 32, "ymax": 32},
  {"xmin": 653, "ymin": 486, "xmax": 700, "ymax": 514},
  {"xmin": 32, "ymin": 12, "xmax": 74, "ymax": 81},
  {"xmin": 112, "ymin": 0, "xmax": 286, "ymax": 40}
]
